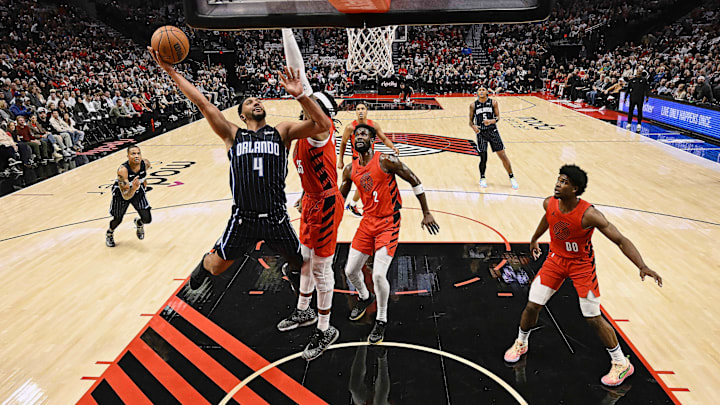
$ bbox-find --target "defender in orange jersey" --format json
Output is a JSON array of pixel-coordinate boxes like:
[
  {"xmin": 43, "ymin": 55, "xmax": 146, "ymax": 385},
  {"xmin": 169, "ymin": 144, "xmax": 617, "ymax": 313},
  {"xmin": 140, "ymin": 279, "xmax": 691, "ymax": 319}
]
[
  {"xmin": 339, "ymin": 123, "xmax": 440, "ymax": 344},
  {"xmin": 277, "ymin": 91, "xmax": 344, "ymax": 362},
  {"xmin": 338, "ymin": 103, "xmax": 399, "ymax": 217},
  {"xmin": 504, "ymin": 164, "xmax": 663, "ymax": 387}
]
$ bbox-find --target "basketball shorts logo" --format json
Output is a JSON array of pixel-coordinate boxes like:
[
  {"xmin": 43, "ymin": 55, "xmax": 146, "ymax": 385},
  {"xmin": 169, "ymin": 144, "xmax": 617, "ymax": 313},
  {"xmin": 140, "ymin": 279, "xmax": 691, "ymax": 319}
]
[
  {"xmin": 553, "ymin": 221, "xmax": 570, "ymax": 240},
  {"xmin": 360, "ymin": 173, "xmax": 374, "ymax": 193}
]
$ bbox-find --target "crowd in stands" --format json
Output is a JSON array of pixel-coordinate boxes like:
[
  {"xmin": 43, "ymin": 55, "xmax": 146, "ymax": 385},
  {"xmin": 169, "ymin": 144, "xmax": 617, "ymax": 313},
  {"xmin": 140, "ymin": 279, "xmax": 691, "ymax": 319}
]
[{"xmin": 2, "ymin": 0, "xmax": 719, "ymax": 184}]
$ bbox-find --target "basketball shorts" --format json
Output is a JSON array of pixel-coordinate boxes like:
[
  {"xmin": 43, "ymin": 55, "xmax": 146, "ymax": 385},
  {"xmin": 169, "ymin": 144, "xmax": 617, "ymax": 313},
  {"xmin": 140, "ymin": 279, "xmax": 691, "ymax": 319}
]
[
  {"xmin": 213, "ymin": 208, "xmax": 302, "ymax": 263},
  {"xmin": 476, "ymin": 129, "xmax": 505, "ymax": 153},
  {"xmin": 535, "ymin": 252, "xmax": 600, "ymax": 298},
  {"xmin": 300, "ymin": 190, "xmax": 344, "ymax": 258},
  {"xmin": 109, "ymin": 188, "xmax": 150, "ymax": 218},
  {"xmin": 351, "ymin": 212, "xmax": 401, "ymax": 257}
]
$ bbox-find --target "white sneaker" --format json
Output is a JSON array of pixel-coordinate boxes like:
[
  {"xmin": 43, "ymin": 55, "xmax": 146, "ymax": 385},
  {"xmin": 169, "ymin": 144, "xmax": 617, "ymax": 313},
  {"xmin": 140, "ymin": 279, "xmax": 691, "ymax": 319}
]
[
  {"xmin": 635, "ymin": 125, "xmax": 641, "ymax": 133},
  {"xmin": 625, "ymin": 123, "xmax": 631, "ymax": 130},
  {"xmin": 479, "ymin": 178, "xmax": 487, "ymax": 188},
  {"xmin": 510, "ymin": 178, "xmax": 519, "ymax": 189}
]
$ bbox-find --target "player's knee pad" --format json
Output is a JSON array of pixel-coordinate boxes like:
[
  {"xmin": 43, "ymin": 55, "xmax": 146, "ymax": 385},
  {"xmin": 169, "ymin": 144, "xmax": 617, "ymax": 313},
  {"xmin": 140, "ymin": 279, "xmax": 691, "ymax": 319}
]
[
  {"xmin": 579, "ymin": 291, "xmax": 601, "ymax": 317},
  {"xmin": 345, "ymin": 248, "xmax": 368, "ymax": 277},
  {"xmin": 312, "ymin": 254, "xmax": 335, "ymax": 293},
  {"xmin": 528, "ymin": 276, "xmax": 556, "ymax": 306}
]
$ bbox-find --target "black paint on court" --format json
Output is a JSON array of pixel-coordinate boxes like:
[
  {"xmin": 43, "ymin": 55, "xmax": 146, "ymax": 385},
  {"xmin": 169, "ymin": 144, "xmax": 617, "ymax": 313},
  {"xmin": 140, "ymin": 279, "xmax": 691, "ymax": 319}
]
[{"xmin": 89, "ymin": 242, "xmax": 673, "ymax": 404}]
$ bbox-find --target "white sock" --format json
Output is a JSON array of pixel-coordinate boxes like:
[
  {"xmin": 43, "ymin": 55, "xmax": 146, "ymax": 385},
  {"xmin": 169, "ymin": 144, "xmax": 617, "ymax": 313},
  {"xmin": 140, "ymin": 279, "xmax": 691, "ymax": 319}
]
[
  {"xmin": 297, "ymin": 294, "xmax": 311, "ymax": 311},
  {"xmin": 517, "ymin": 327, "xmax": 530, "ymax": 344},
  {"xmin": 318, "ymin": 311, "xmax": 330, "ymax": 331},
  {"xmin": 607, "ymin": 344, "xmax": 626, "ymax": 364},
  {"xmin": 349, "ymin": 198, "xmax": 357, "ymax": 207}
]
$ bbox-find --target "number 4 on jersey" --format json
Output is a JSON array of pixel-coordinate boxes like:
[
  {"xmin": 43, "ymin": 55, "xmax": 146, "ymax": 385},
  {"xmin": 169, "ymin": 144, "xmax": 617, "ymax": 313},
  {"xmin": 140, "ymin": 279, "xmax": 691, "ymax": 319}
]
[{"xmin": 253, "ymin": 157, "xmax": 263, "ymax": 177}]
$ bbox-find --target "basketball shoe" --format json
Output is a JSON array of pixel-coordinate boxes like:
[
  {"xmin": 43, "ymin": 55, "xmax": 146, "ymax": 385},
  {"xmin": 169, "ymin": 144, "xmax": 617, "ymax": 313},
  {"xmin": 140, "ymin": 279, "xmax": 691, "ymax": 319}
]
[
  {"xmin": 349, "ymin": 293, "xmax": 375, "ymax": 321},
  {"xmin": 134, "ymin": 217, "xmax": 144, "ymax": 240},
  {"xmin": 302, "ymin": 326, "xmax": 340, "ymax": 361},
  {"xmin": 277, "ymin": 307, "xmax": 317, "ymax": 332},
  {"xmin": 601, "ymin": 357, "xmax": 634, "ymax": 387},
  {"xmin": 504, "ymin": 339, "xmax": 528, "ymax": 363},
  {"xmin": 368, "ymin": 320, "xmax": 386, "ymax": 344},
  {"xmin": 479, "ymin": 178, "xmax": 488, "ymax": 188},
  {"xmin": 105, "ymin": 230, "xmax": 115, "ymax": 247},
  {"xmin": 510, "ymin": 177, "xmax": 519, "ymax": 189},
  {"xmin": 347, "ymin": 204, "xmax": 362, "ymax": 217}
]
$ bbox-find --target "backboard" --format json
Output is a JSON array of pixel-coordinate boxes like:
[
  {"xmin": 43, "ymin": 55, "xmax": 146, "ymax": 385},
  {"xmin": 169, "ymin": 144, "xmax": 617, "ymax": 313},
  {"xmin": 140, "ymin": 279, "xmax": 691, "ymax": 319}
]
[{"xmin": 184, "ymin": 0, "xmax": 554, "ymax": 30}]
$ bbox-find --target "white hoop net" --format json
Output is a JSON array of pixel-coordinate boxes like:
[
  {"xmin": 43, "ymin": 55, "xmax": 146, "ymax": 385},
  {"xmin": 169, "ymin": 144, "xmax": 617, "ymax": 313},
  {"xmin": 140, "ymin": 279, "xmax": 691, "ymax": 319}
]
[{"xmin": 346, "ymin": 25, "xmax": 397, "ymax": 77}]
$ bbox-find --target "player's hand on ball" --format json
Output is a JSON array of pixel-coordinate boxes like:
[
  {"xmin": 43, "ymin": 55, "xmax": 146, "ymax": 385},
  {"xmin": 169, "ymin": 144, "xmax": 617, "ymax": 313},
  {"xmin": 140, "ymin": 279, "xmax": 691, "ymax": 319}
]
[
  {"xmin": 530, "ymin": 241, "xmax": 542, "ymax": 260},
  {"xmin": 639, "ymin": 266, "xmax": 662, "ymax": 287},
  {"xmin": 147, "ymin": 46, "xmax": 173, "ymax": 73},
  {"xmin": 421, "ymin": 213, "xmax": 440, "ymax": 235},
  {"xmin": 278, "ymin": 67, "xmax": 303, "ymax": 98}
]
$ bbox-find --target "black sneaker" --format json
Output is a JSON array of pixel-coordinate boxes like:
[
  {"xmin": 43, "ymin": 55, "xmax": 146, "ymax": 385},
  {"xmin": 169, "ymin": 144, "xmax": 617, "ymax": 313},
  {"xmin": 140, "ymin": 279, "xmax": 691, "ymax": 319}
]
[
  {"xmin": 281, "ymin": 263, "xmax": 301, "ymax": 295},
  {"xmin": 189, "ymin": 263, "xmax": 209, "ymax": 290},
  {"xmin": 368, "ymin": 320, "xmax": 386, "ymax": 344},
  {"xmin": 349, "ymin": 293, "xmax": 375, "ymax": 321},
  {"xmin": 302, "ymin": 326, "xmax": 340, "ymax": 361},
  {"xmin": 277, "ymin": 307, "xmax": 317, "ymax": 332},
  {"xmin": 105, "ymin": 230, "xmax": 115, "ymax": 247},
  {"xmin": 134, "ymin": 217, "xmax": 144, "ymax": 240},
  {"xmin": 347, "ymin": 205, "xmax": 362, "ymax": 218}
]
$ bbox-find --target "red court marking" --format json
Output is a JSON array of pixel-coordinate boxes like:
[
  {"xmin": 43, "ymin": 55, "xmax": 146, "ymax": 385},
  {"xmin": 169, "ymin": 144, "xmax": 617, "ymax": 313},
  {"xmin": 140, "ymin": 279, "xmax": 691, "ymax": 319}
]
[
  {"xmin": 168, "ymin": 181, "xmax": 184, "ymax": 187},
  {"xmin": 497, "ymin": 292, "xmax": 513, "ymax": 297},
  {"xmin": 395, "ymin": 290, "xmax": 428, "ymax": 295},
  {"xmin": 334, "ymin": 289, "xmax": 358, "ymax": 295},
  {"xmin": 249, "ymin": 291, "xmax": 264, "ymax": 295},
  {"xmin": 127, "ymin": 338, "xmax": 210, "ymax": 405},
  {"xmin": 281, "ymin": 276, "xmax": 289, "ymax": 281},
  {"xmin": 140, "ymin": 313, "xmax": 154, "ymax": 317},
  {"xmin": 80, "ymin": 376, "xmax": 100, "ymax": 380},
  {"xmin": 76, "ymin": 395, "xmax": 99, "ymax": 405},
  {"xmin": 454, "ymin": 277, "xmax": 480, "ymax": 287},
  {"xmin": 258, "ymin": 258, "xmax": 270, "ymax": 269},
  {"xmin": 167, "ymin": 296, "xmax": 328, "ymax": 405},
  {"xmin": 255, "ymin": 240, "xmax": 264, "ymax": 250},
  {"xmin": 104, "ymin": 364, "xmax": 152, "ymax": 405},
  {"xmin": 150, "ymin": 317, "xmax": 269, "ymax": 404},
  {"xmin": 669, "ymin": 388, "xmax": 690, "ymax": 392},
  {"xmin": 173, "ymin": 278, "xmax": 186, "ymax": 281},
  {"xmin": 95, "ymin": 361, "xmax": 113, "ymax": 365},
  {"xmin": 613, "ymin": 319, "xmax": 630, "ymax": 322},
  {"xmin": 601, "ymin": 305, "xmax": 681, "ymax": 404},
  {"xmin": 656, "ymin": 371, "xmax": 676, "ymax": 375}
]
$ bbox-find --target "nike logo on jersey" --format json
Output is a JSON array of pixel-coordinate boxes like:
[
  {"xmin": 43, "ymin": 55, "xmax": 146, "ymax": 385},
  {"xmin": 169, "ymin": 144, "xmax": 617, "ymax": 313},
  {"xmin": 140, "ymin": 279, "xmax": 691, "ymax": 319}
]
[{"xmin": 235, "ymin": 140, "xmax": 281, "ymax": 157}]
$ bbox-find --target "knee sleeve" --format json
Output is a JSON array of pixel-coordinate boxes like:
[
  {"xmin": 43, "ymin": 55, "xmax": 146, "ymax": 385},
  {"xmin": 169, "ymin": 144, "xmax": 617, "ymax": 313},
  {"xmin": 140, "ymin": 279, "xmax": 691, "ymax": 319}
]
[
  {"xmin": 527, "ymin": 276, "xmax": 556, "ymax": 306},
  {"xmin": 579, "ymin": 291, "xmax": 601, "ymax": 317},
  {"xmin": 345, "ymin": 247, "xmax": 370, "ymax": 291},
  {"xmin": 312, "ymin": 253, "xmax": 335, "ymax": 309}
]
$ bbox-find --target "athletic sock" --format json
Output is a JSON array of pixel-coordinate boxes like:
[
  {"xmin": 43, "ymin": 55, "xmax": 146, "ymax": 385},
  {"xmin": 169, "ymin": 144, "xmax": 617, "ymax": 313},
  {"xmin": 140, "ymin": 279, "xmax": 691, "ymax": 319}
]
[
  {"xmin": 297, "ymin": 294, "xmax": 311, "ymax": 311},
  {"xmin": 376, "ymin": 305, "xmax": 388, "ymax": 323},
  {"xmin": 356, "ymin": 285, "xmax": 370, "ymax": 300},
  {"xmin": 509, "ymin": 173, "xmax": 515, "ymax": 178},
  {"xmin": 517, "ymin": 327, "xmax": 530, "ymax": 345},
  {"xmin": 106, "ymin": 229, "xmax": 113, "ymax": 235},
  {"xmin": 607, "ymin": 344, "xmax": 627, "ymax": 364},
  {"xmin": 317, "ymin": 312, "xmax": 330, "ymax": 331}
]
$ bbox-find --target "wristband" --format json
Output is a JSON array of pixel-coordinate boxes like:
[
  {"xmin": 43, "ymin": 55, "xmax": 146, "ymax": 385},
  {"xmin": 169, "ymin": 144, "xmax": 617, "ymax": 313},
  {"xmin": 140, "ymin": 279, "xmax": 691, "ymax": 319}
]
[{"xmin": 413, "ymin": 184, "xmax": 424, "ymax": 195}]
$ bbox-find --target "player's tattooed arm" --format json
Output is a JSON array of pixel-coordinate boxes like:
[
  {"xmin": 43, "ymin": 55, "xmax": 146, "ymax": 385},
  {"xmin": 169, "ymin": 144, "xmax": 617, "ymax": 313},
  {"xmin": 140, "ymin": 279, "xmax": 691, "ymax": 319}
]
[
  {"xmin": 381, "ymin": 154, "xmax": 439, "ymax": 235},
  {"xmin": 338, "ymin": 163, "xmax": 353, "ymax": 201},
  {"xmin": 584, "ymin": 207, "xmax": 662, "ymax": 287},
  {"xmin": 117, "ymin": 166, "xmax": 139, "ymax": 200}
]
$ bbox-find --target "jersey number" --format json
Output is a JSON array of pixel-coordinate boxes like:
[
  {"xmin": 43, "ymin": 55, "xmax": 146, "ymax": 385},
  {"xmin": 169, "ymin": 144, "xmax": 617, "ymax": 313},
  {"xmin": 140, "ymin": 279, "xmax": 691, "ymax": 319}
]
[
  {"xmin": 253, "ymin": 157, "xmax": 263, "ymax": 177},
  {"xmin": 373, "ymin": 191, "xmax": 379, "ymax": 203},
  {"xmin": 565, "ymin": 242, "xmax": 579, "ymax": 252},
  {"xmin": 296, "ymin": 159, "xmax": 304, "ymax": 174}
]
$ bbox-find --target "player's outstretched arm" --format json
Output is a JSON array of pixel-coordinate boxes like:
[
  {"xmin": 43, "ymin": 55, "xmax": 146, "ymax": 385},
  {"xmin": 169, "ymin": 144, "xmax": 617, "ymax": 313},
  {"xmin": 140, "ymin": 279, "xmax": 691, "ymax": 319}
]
[
  {"xmin": 338, "ymin": 125, "xmax": 352, "ymax": 169},
  {"xmin": 276, "ymin": 67, "xmax": 331, "ymax": 144},
  {"xmin": 530, "ymin": 197, "xmax": 551, "ymax": 259},
  {"xmin": 380, "ymin": 154, "xmax": 439, "ymax": 235},
  {"xmin": 585, "ymin": 206, "xmax": 663, "ymax": 287},
  {"xmin": 374, "ymin": 122, "xmax": 399, "ymax": 155},
  {"xmin": 147, "ymin": 47, "xmax": 236, "ymax": 150},
  {"xmin": 117, "ymin": 166, "xmax": 140, "ymax": 201},
  {"xmin": 338, "ymin": 164, "xmax": 353, "ymax": 200}
]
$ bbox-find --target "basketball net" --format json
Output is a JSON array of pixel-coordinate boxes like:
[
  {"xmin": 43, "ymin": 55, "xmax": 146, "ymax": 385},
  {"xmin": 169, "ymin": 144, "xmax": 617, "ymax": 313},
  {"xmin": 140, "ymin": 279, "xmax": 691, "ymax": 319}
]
[{"xmin": 346, "ymin": 25, "xmax": 397, "ymax": 77}]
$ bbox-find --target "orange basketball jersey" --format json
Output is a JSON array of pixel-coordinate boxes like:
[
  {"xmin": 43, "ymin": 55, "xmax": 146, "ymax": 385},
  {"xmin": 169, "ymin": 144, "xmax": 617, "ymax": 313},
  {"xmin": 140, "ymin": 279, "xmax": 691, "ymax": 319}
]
[
  {"xmin": 293, "ymin": 124, "xmax": 338, "ymax": 194},
  {"xmin": 351, "ymin": 152, "xmax": 401, "ymax": 218},
  {"xmin": 546, "ymin": 197, "xmax": 595, "ymax": 260}
]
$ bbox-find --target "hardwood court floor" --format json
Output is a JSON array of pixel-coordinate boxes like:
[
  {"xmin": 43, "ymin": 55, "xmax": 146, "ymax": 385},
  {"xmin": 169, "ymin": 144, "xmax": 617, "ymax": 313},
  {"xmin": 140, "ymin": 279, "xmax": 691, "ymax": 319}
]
[{"xmin": 0, "ymin": 96, "xmax": 718, "ymax": 404}]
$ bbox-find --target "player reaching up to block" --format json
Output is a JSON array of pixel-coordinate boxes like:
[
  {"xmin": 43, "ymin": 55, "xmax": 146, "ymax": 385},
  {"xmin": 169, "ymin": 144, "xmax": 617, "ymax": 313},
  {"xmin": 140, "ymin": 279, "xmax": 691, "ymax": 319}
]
[{"xmin": 339, "ymin": 123, "xmax": 439, "ymax": 344}]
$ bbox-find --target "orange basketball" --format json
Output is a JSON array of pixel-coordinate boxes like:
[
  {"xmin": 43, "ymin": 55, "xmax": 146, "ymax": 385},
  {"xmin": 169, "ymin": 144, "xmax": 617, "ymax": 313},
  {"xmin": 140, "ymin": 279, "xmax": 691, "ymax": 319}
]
[{"xmin": 151, "ymin": 25, "xmax": 189, "ymax": 64}]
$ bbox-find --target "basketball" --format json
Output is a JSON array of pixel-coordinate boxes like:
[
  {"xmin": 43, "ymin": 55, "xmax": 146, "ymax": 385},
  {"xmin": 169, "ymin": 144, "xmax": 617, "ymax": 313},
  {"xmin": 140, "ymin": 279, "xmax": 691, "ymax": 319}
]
[{"xmin": 150, "ymin": 25, "xmax": 189, "ymax": 64}]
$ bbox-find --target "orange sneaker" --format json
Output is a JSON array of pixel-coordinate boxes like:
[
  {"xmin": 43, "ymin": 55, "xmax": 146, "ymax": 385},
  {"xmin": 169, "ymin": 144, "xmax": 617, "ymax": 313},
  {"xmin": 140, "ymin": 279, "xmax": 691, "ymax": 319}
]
[
  {"xmin": 503, "ymin": 339, "xmax": 528, "ymax": 363},
  {"xmin": 601, "ymin": 357, "xmax": 634, "ymax": 387}
]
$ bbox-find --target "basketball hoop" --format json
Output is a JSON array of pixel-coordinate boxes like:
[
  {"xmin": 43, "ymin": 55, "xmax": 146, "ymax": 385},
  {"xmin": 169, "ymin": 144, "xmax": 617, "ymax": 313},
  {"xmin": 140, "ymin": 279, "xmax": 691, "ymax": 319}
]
[{"xmin": 346, "ymin": 25, "xmax": 397, "ymax": 77}]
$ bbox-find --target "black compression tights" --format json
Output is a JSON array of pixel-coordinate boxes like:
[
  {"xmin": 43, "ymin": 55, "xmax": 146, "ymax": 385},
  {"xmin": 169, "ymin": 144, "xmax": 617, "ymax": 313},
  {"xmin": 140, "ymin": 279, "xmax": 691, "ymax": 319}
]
[
  {"xmin": 478, "ymin": 150, "xmax": 488, "ymax": 177},
  {"xmin": 109, "ymin": 209, "xmax": 152, "ymax": 231}
]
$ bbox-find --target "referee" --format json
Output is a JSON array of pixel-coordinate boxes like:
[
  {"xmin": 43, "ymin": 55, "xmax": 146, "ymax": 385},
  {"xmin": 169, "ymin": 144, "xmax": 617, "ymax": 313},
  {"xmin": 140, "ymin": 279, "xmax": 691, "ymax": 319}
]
[
  {"xmin": 625, "ymin": 66, "xmax": 650, "ymax": 132},
  {"xmin": 469, "ymin": 87, "xmax": 519, "ymax": 189},
  {"xmin": 148, "ymin": 47, "xmax": 331, "ymax": 290}
]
